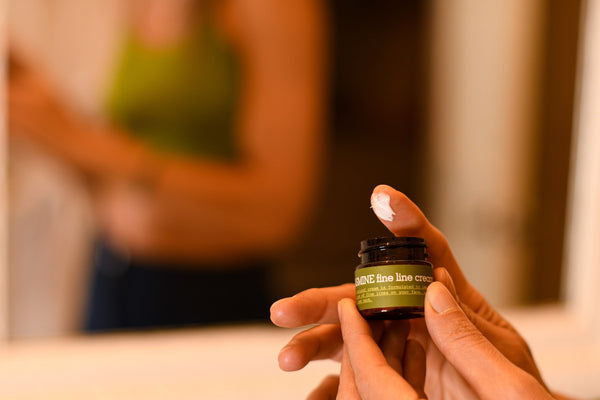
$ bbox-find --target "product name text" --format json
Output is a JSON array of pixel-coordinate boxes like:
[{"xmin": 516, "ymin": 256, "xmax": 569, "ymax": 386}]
[{"xmin": 355, "ymin": 272, "xmax": 433, "ymax": 287}]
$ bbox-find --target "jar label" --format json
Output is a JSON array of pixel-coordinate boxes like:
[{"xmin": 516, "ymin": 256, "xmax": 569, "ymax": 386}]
[{"xmin": 355, "ymin": 264, "xmax": 434, "ymax": 310}]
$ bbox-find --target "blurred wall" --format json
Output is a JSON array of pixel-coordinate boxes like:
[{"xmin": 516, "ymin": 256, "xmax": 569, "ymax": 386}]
[
  {"xmin": 427, "ymin": 0, "xmax": 546, "ymax": 306},
  {"xmin": 532, "ymin": 0, "xmax": 581, "ymax": 303},
  {"xmin": 427, "ymin": 0, "xmax": 580, "ymax": 307}
]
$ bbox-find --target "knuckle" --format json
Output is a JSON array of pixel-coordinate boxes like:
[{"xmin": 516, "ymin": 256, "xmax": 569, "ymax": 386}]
[
  {"xmin": 441, "ymin": 309, "xmax": 487, "ymax": 348},
  {"xmin": 505, "ymin": 371, "xmax": 547, "ymax": 399}
]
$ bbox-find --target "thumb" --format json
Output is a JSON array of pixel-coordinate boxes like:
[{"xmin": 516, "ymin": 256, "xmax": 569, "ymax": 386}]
[{"xmin": 424, "ymin": 282, "xmax": 549, "ymax": 399}]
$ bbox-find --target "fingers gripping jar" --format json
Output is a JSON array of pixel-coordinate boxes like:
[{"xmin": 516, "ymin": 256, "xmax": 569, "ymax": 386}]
[{"xmin": 355, "ymin": 237, "xmax": 434, "ymax": 320}]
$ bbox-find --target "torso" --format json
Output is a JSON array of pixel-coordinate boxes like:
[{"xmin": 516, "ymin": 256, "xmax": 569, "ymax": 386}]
[
  {"xmin": 107, "ymin": 0, "xmax": 242, "ymax": 158},
  {"xmin": 98, "ymin": 0, "xmax": 245, "ymax": 259}
]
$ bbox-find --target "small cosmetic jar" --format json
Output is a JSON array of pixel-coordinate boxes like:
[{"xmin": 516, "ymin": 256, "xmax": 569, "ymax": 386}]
[{"xmin": 355, "ymin": 236, "xmax": 434, "ymax": 320}]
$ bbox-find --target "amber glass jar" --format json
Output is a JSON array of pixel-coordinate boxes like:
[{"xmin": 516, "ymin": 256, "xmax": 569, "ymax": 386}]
[{"xmin": 355, "ymin": 237, "xmax": 433, "ymax": 320}]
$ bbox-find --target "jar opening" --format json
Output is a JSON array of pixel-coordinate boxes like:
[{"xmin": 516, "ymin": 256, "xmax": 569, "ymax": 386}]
[{"xmin": 358, "ymin": 236, "xmax": 428, "ymax": 263}]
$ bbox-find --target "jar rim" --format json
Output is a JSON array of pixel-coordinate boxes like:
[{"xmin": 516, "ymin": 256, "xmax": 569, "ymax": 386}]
[{"xmin": 359, "ymin": 236, "xmax": 427, "ymax": 255}]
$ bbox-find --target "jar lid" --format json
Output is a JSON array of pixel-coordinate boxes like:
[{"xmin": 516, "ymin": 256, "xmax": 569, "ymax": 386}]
[{"xmin": 359, "ymin": 236, "xmax": 427, "ymax": 254}]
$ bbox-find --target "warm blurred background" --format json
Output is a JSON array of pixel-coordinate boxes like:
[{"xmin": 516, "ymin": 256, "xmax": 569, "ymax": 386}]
[
  {"xmin": 5, "ymin": 0, "xmax": 581, "ymax": 338},
  {"xmin": 3, "ymin": 1, "xmax": 600, "ymax": 399}
]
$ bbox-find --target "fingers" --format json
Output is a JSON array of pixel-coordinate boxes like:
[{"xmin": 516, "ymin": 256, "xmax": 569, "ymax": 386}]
[
  {"xmin": 337, "ymin": 345, "xmax": 361, "ymax": 399},
  {"xmin": 338, "ymin": 298, "xmax": 422, "ymax": 400},
  {"xmin": 459, "ymin": 301, "xmax": 544, "ymax": 383},
  {"xmin": 370, "ymin": 185, "xmax": 463, "ymax": 285},
  {"xmin": 433, "ymin": 267, "xmax": 504, "ymax": 334},
  {"xmin": 378, "ymin": 320, "xmax": 410, "ymax": 374},
  {"xmin": 433, "ymin": 267, "xmax": 458, "ymax": 299},
  {"xmin": 370, "ymin": 185, "xmax": 490, "ymax": 314},
  {"xmin": 270, "ymin": 284, "xmax": 354, "ymax": 328},
  {"xmin": 424, "ymin": 282, "xmax": 550, "ymax": 399},
  {"xmin": 430, "ymin": 268, "xmax": 545, "ymax": 385},
  {"xmin": 278, "ymin": 324, "xmax": 343, "ymax": 371},
  {"xmin": 402, "ymin": 339, "xmax": 427, "ymax": 399},
  {"xmin": 434, "ymin": 267, "xmax": 508, "ymax": 327},
  {"xmin": 306, "ymin": 375, "xmax": 339, "ymax": 400}
]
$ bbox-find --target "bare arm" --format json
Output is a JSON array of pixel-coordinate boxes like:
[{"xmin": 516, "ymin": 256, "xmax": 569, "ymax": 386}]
[
  {"xmin": 8, "ymin": 52, "xmax": 153, "ymax": 183},
  {"xmin": 9, "ymin": 0, "xmax": 329, "ymax": 265},
  {"xmin": 137, "ymin": 0, "xmax": 329, "ymax": 262}
]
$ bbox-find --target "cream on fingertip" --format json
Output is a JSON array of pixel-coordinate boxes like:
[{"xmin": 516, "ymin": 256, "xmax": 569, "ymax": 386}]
[{"xmin": 370, "ymin": 191, "xmax": 396, "ymax": 222}]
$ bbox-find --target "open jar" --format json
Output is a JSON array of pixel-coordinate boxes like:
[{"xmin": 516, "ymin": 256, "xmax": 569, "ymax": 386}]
[{"xmin": 355, "ymin": 236, "xmax": 434, "ymax": 320}]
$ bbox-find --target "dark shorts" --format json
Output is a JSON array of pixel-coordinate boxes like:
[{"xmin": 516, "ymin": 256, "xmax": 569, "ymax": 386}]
[{"xmin": 84, "ymin": 240, "xmax": 272, "ymax": 332}]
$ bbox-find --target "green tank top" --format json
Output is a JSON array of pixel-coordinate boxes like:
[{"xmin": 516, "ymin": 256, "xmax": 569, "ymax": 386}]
[{"xmin": 106, "ymin": 10, "xmax": 240, "ymax": 159}]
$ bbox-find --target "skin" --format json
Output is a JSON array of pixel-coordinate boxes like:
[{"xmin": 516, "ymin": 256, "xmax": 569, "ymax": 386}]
[
  {"xmin": 271, "ymin": 185, "xmax": 575, "ymax": 399},
  {"xmin": 8, "ymin": 0, "xmax": 328, "ymax": 266}
]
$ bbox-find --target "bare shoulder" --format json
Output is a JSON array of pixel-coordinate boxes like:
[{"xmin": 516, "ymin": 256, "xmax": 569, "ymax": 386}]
[{"xmin": 227, "ymin": 0, "xmax": 326, "ymax": 47}]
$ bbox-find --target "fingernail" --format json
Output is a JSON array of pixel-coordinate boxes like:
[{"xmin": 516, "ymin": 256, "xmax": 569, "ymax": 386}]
[
  {"xmin": 433, "ymin": 267, "xmax": 457, "ymax": 298},
  {"xmin": 337, "ymin": 300, "xmax": 344, "ymax": 324},
  {"xmin": 426, "ymin": 282, "xmax": 458, "ymax": 314},
  {"xmin": 433, "ymin": 267, "xmax": 449, "ymax": 283}
]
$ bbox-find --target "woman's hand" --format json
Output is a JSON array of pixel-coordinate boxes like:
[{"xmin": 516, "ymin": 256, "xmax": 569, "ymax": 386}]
[
  {"xmin": 8, "ymin": 50, "xmax": 74, "ymax": 145},
  {"xmin": 324, "ymin": 298, "xmax": 426, "ymax": 400},
  {"xmin": 271, "ymin": 184, "xmax": 553, "ymax": 398},
  {"xmin": 309, "ymin": 287, "xmax": 555, "ymax": 400},
  {"xmin": 8, "ymin": 48, "xmax": 155, "ymax": 183},
  {"xmin": 421, "ymin": 280, "xmax": 554, "ymax": 400}
]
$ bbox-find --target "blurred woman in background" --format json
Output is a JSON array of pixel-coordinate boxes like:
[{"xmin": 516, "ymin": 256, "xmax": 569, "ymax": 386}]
[{"xmin": 8, "ymin": 0, "xmax": 328, "ymax": 331}]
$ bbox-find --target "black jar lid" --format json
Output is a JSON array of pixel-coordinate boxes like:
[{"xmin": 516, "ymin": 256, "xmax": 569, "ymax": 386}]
[
  {"xmin": 358, "ymin": 236, "xmax": 429, "ymax": 262},
  {"xmin": 360, "ymin": 236, "xmax": 426, "ymax": 253}
]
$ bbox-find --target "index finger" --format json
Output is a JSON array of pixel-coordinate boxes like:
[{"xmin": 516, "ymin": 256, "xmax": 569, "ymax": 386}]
[{"xmin": 370, "ymin": 185, "xmax": 487, "ymax": 311}]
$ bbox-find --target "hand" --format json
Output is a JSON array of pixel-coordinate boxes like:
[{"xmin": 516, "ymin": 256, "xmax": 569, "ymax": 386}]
[
  {"xmin": 329, "ymin": 289, "xmax": 554, "ymax": 400},
  {"xmin": 7, "ymin": 48, "xmax": 76, "ymax": 145},
  {"xmin": 271, "ymin": 184, "xmax": 552, "ymax": 398},
  {"xmin": 8, "ymin": 47, "xmax": 159, "ymax": 186},
  {"xmin": 420, "ymin": 280, "xmax": 554, "ymax": 399},
  {"xmin": 332, "ymin": 298, "xmax": 426, "ymax": 400}
]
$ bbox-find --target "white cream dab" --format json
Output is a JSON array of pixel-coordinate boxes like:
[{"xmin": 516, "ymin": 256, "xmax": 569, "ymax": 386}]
[{"xmin": 371, "ymin": 192, "xmax": 396, "ymax": 222}]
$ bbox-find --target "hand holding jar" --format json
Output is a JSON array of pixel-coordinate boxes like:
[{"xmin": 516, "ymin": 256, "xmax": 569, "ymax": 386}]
[{"xmin": 270, "ymin": 185, "xmax": 574, "ymax": 400}]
